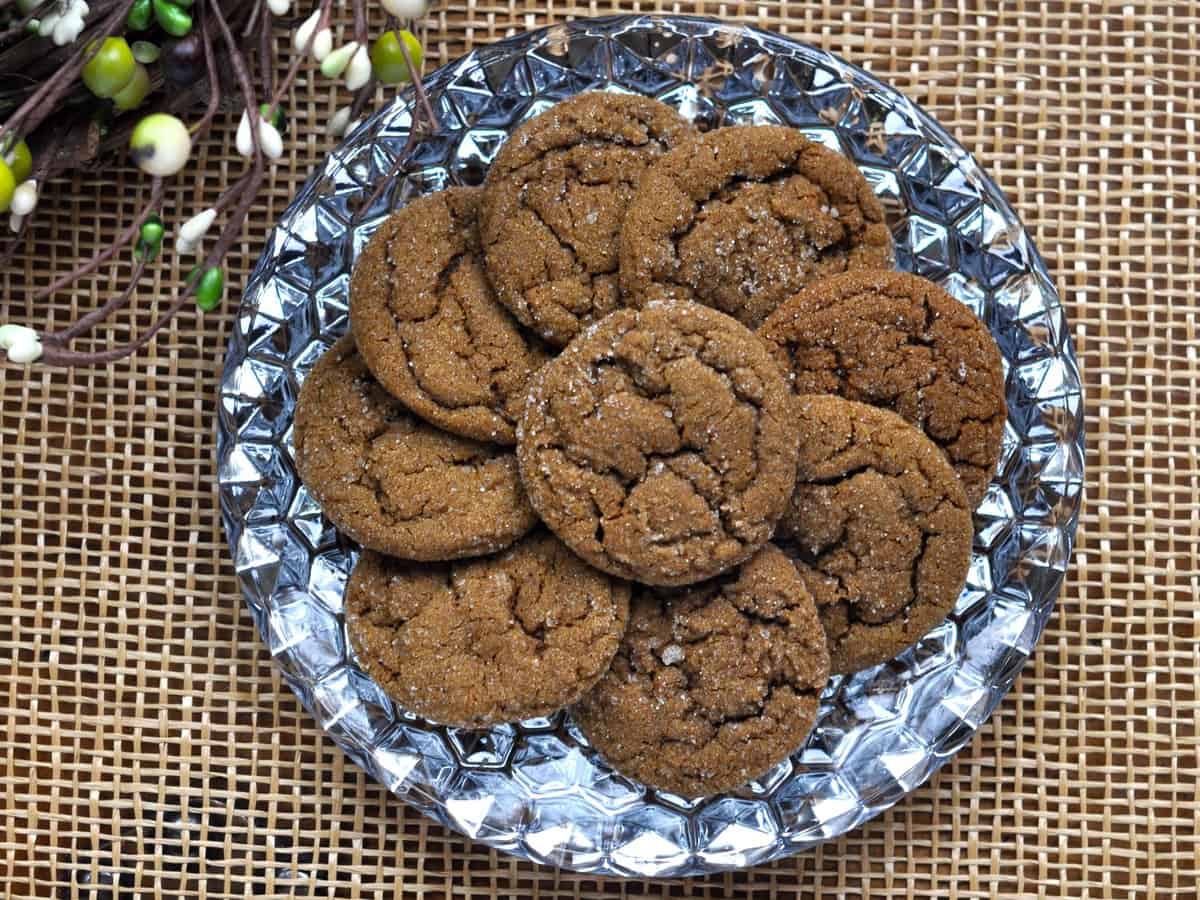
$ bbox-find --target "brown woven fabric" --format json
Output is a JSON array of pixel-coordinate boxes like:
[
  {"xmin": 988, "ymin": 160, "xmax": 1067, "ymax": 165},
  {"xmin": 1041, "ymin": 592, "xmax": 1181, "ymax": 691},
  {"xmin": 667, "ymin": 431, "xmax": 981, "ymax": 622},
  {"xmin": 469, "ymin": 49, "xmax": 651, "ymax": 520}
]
[{"xmin": 2, "ymin": 2, "xmax": 1196, "ymax": 897}]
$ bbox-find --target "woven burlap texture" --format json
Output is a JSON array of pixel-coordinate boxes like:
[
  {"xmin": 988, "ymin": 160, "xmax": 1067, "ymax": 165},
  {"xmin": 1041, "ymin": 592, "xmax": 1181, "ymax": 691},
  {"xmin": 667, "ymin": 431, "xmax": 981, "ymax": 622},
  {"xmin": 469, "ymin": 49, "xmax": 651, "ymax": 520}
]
[{"xmin": 1, "ymin": 2, "xmax": 1195, "ymax": 897}]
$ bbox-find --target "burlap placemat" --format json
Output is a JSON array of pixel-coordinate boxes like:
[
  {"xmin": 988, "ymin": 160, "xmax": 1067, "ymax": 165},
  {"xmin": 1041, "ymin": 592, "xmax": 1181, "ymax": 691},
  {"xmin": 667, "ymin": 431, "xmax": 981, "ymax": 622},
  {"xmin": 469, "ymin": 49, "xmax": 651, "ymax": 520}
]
[{"xmin": 2, "ymin": 2, "xmax": 1195, "ymax": 897}]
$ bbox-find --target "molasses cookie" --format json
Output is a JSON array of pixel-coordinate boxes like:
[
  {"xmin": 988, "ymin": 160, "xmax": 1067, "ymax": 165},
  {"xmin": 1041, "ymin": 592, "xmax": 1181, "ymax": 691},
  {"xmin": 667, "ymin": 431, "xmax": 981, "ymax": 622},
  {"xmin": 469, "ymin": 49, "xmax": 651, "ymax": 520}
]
[
  {"xmin": 573, "ymin": 544, "xmax": 830, "ymax": 796},
  {"xmin": 350, "ymin": 187, "xmax": 549, "ymax": 445},
  {"xmin": 345, "ymin": 531, "xmax": 631, "ymax": 727},
  {"xmin": 620, "ymin": 124, "xmax": 893, "ymax": 328},
  {"xmin": 517, "ymin": 300, "xmax": 798, "ymax": 586},
  {"xmin": 774, "ymin": 395, "xmax": 973, "ymax": 674},
  {"xmin": 293, "ymin": 336, "xmax": 537, "ymax": 560},
  {"xmin": 757, "ymin": 270, "xmax": 1007, "ymax": 506},
  {"xmin": 480, "ymin": 92, "xmax": 696, "ymax": 347}
]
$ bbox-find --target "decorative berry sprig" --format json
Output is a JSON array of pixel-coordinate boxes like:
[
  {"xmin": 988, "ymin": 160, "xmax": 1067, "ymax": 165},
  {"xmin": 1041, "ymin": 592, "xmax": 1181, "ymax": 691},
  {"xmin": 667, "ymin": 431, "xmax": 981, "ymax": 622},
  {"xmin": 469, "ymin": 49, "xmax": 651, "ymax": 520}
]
[{"xmin": 0, "ymin": 0, "xmax": 436, "ymax": 367}]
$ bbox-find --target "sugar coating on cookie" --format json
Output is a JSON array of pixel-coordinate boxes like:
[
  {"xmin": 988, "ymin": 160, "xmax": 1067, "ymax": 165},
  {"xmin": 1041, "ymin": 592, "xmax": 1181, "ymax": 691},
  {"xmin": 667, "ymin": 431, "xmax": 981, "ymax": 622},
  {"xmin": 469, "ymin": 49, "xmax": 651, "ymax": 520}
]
[
  {"xmin": 517, "ymin": 300, "xmax": 799, "ymax": 586},
  {"xmin": 350, "ymin": 187, "xmax": 549, "ymax": 445},
  {"xmin": 757, "ymin": 269, "xmax": 1007, "ymax": 507},
  {"xmin": 620, "ymin": 124, "xmax": 893, "ymax": 328},
  {"xmin": 293, "ymin": 336, "xmax": 538, "ymax": 560},
  {"xmin": 573, "ymin": 544, "xmax": 830, "ymax": 796},
  {"xmin": 345, "ymin": 532, "xmax": 631, "ymax": 727},
  {"xmin": 480, "ymin": 92, "xmax": 696, "ymax": 347},
  {"xmin": 774, "ymin": 395, "xmax": 973, "ymax": 674}
]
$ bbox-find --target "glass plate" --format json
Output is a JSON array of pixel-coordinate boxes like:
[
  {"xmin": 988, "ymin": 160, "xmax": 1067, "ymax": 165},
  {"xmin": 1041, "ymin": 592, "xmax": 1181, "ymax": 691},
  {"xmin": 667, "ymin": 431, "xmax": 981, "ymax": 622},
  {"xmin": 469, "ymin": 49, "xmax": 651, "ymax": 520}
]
[{"xmin": 217, "ymin": 15, "xmax": 1084, "ymax": 876}]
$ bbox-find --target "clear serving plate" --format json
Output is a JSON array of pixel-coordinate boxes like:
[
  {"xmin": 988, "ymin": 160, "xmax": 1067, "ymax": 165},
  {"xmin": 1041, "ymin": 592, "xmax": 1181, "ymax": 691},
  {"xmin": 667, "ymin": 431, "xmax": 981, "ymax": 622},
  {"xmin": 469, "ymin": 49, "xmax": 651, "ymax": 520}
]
[{"xmin": 217, "ymin": 15, "xmax": 1084, "ymax": 877}]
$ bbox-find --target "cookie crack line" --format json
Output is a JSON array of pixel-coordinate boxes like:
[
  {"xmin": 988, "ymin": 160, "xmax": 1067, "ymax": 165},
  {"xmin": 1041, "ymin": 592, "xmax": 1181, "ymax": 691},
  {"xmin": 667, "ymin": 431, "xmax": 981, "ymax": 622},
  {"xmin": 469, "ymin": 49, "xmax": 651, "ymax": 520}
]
[
  {"xmin": 789, "ymin": 298, "xmax": 998, "ymax": 446},
  {"xmin": 907, "ymin": 528, "xmax": 934, "ymax": 627},
  {"xmin": 796, "ymin": 462, "xmax": 879, "ymax": 488},
  {"xmin": 518, "ymin": 301, "xmax": 797, "ymax": 585},
  {"xmin": 660, "ymin": 170, "xmax": 867, "ymax": 290},
  {"xmin": 345, "ymin": 538, "xmax": 629, "ymax": 728},
  {"xmin": 380, "ymin": 231, "xmax": 469, "ymax": 329},
  {"xmin": 352, "ymin": 186, "xmax": 549, "ymax": 445},
  {"xmin": 495, "ymin": 130, "xmax": 681, "ymax": 182},
  {"xmin": 518, "ymin": 185, "xmax": 585, "ymax": 277},
  {"xmin": 535, "ymin": 368, "xmax": 769, "ymax": 536},
  {"xmin": 380, "ymin": 239, "xmax": 511, "ymax": 415},
  {"xmin": 510, "ymin": 166, "xmax": 642, "ymax": 291},
  {"xmin": 295, "ymin": 336, "xmax": 538, "ymax": 560},
  {"xmin": 481, "ymin": 94, "xmax": 697, "ymax": 346},
  {"xmin": 761, "ymin": 271, "xmax": 1005, "ymax": 508}
]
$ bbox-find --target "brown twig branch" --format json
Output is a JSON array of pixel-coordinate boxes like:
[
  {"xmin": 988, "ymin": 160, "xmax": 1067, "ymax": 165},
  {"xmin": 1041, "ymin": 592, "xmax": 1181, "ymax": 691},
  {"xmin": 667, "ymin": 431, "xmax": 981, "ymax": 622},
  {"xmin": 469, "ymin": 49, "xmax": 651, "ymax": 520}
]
[
  {"xmin": 0, "ymin": 0, "xmax": 137, "ymax": 142},
  {"xmin": 269, "ymin": 0, "xmax": 334, "ymax": 113},
  {"xmin": 43, "ymin": 256, "xmax": 148, "ymax": 344},
  {"xmin": 38, "ymin": 0, "xmax": 266, "ymax": 368},
  {"xmin": 4, "ymin": 0, "xmax": 440, "ymax": 368},
  {"xmin": 0, "ymin": 0, "xmax": 54, "ymax": 44},
  {"xmin": 33, "ymin": 177, "xmax": 164, "ymax": 301},
  {"xmin": 353, "ymin": 26, "xmax": 437, "ymax": 224}
]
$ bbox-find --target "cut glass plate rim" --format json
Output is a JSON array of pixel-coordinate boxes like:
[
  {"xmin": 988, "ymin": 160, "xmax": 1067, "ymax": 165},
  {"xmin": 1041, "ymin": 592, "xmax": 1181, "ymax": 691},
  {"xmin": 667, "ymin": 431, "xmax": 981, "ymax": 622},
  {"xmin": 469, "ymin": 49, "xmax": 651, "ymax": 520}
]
[{"xmin": 217, "ymin": 14, "xmax": 1085, "ymax": 877}]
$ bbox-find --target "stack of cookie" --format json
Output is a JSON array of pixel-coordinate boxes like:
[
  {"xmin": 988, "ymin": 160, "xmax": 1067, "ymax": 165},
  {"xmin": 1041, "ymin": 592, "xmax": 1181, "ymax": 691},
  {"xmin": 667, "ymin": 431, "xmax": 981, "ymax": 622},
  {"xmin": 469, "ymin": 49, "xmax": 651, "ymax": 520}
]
[{"xmin": 292, "ymin": 92, "xmax": 1007, "ymax": 797}]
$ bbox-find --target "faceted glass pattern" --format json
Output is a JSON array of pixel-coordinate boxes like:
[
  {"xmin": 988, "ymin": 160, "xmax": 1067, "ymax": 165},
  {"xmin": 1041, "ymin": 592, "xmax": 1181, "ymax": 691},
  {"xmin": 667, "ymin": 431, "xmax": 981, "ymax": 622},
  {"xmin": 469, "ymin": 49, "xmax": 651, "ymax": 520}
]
[{"xmin": 218, "ymin": 15, "xmax": 1084, "ymax": 876}]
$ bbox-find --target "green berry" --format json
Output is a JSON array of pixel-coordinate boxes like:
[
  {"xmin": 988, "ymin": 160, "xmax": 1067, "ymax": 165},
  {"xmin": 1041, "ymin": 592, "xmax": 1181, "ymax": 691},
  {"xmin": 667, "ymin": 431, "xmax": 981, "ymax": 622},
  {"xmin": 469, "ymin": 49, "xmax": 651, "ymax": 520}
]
[
  {"xmin": 152, "ymin": 0, "xmax": 193, "ymax": 37},
  {"xmin": 193, "ymin": 266, "xmax": 224, "ymax": 312},
  {"xmin": 259, "ymin": 102, "xmax": 286, "ymax": 135},
  {"xmin": 129, "ymin": 113, "xmax": 192, "ymax": 176},
  {"xmin": 112, "ymin": 63, "xmax": 152, "ymax": 111},
  {"xmin": 5, "ymin": 140, "xmax": 32, "ymax": 185},
  {"xmin": 82, "ymin": 37, "xmax": 137, "ymax": 99},
  {"xmin": 0, "ymin": 159, "xmax": 14, "ymax": 215},
  {"xmin": 127, "ymin": 0, "xmax": 152, "ymax": 31},
  {"xmin": 370, "ymin": 30, "xmax": 423, "ymax": 85},
  {"xmin": 135, "ymin": 213, "xmax": 164, "ymax": 261},
  {"xmin": 132, "ymin": 41, "xmax": 161, "ymax": 64}
]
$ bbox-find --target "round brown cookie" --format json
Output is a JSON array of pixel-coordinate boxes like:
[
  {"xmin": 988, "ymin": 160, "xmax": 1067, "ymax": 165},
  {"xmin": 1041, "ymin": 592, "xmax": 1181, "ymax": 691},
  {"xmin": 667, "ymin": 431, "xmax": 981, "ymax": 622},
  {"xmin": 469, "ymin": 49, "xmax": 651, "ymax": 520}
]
[
  {"xmin": 345, "ymin": 531, "xmax": 631, "ymax": 727},
  {"xmin": 757, "ymin": 270, "xmax": 1007, "ymax": 507},
  {"xmin": 517, "ymin": 300, "xmax": 798, "ymax": 586},
  {"xmin": 773, "ymin": 395, "xmax": 973, "ymax": 675},
  {"xmin": 480, "ymin": 91, "xmax": 696, "ymax": 347},
  {"xmin": 293, "ymin": 335, "xmax": 537, "ymax": 560},
  {"xmin": 573, "ymin": 544, "xmax": 829, "ymax": 796},
  {"xmin": 620, "ymin": 124, "xmax": 893, "ymax": 329},
  {"xmin": 350, "ymin": 187, "xmax": 550, "ymax": 445}
]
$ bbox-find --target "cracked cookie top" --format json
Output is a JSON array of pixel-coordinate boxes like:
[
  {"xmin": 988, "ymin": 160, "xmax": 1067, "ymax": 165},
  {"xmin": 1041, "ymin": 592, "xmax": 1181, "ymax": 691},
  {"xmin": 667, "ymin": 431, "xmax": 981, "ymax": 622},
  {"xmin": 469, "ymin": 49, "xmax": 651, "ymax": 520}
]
[
  {"xmin": 293, "ymin": 335, "xmax": 537, "ymax": 560},
  {"xmin": 345, "ymin": 531, "xmax": 631, "ymax": 727},
  {"xmin": 572, "ymin": 544, "xmax": 829, "ymax": 796},
  {"xmin": 620, "ymin": 124, "xmax": 893, "ymax": 329},
  {"xmin": 757, "ymin": 269, "xmax": 1007, "ymax": 507},
  {"xmin": 517, "ymin": 300, "xmax": 798, "ymax": 586},
  {"xmin": 774, "ymin": 395, "xmax": 973, "ymax": 674},
  {"xmin": 480, "ymin": 92, "xmax": 696, "ymax": 347},
  {"xmin": 350, "ymin": 187, "xmax": 550, "ymax": 445}
]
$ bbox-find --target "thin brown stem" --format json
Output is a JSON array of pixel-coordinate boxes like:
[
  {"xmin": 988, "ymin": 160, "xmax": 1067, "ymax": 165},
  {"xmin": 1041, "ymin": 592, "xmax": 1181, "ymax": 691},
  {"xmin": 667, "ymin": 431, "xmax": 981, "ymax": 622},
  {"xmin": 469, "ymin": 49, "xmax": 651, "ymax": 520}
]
[
  {"xmin": 352, "ymin": 0, "xmax": 368, "ymax": 45},
  {"xmin": 398, "ymin": 36, "xmax": 437, "ymax": 130},
  {"xmin": 188, "ymin": 0, "xmax": 223, "ymax": 139},
  {"xmin": 0, "ymin": 0, "xmax": 53, "ymax": 44},
  {"xmin": 351, "ymin": 40, "xmax": 440, "ymax": 225},
  {"xmin": 0, "ymin": 0, "xmax": 136, "ymax": 141},
  {"xmin": 38, "ymin": 0, "xmax": 269, "ymax": 368},
  {"xmin": 212, "ymin": 0, "xmax": 261, "ymax": 162},
  {"xmin": 44, "ymin": 257, "xmax": 148, "ymax": 344},
  {"xmin": 39, "ymin": 284, "xmax": 198, "ymax": 366},
  {"xmin": 32, "ymin": 178, "xmax": 164, "ymax": 301},
  {"xmin": 240, "ymin": 0, "xmax": 260, "ymax": 38},
  {"xmin": 212, "ymin": 170, "xmax": 255, "ymax": 213},
  {"xmin": 268, "ymin": 0, "xmax": 334, "ymax": 112},
  {"xmin": 259, "ymin": 6, "xmax": 273, "ymax": 100}
]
